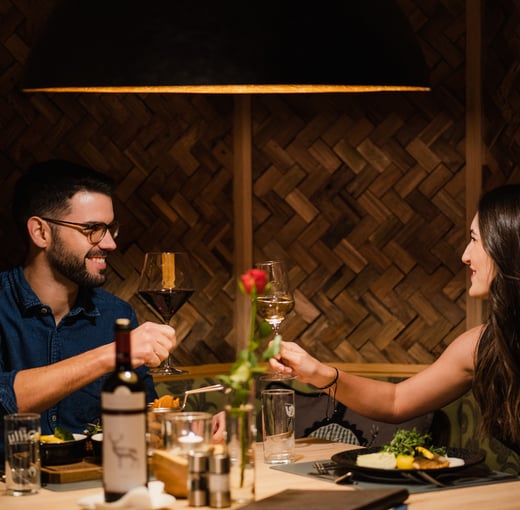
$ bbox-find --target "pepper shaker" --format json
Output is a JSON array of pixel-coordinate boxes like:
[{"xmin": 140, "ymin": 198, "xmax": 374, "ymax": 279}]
[
  {"xmin": 208, "ymin": 452, "xmax": 231, "ymax": 508},
  {"xmin": 188, "ymin": 451, "xmax": 209, "ymax": 507}
]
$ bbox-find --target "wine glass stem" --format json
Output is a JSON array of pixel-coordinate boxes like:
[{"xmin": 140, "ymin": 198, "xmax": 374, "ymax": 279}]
[{"xmin": 270, "ymin": 320, "xmax": 283, "ymax": 336}]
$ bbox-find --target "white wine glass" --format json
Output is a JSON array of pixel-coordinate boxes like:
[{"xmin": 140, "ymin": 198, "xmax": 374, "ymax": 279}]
[
  {"xmin": 137, "ymin": 252, "xmax": 194, "ymax": 375},
  {"xmin": 255, "ymin": 260, "xmax": 295, "ymax": 381}
]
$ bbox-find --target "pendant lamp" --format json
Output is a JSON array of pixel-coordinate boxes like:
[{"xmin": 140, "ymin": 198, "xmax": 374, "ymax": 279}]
[{"xmin": 21, "ymin": 0, "xmax": 430, "ymax": 93}]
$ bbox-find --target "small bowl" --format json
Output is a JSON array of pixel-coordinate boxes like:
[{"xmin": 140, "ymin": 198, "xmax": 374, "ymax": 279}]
[
  {"xmin": 90, "ymin": 432, "xmax": 103, "ymax": 461},
  {"xmin": 148, "ymin": 406, "xmax": 181, "ymax": 452},
  {"xmin": 40, "ymin": 433, "xmax": 87, "ymax": 466}
]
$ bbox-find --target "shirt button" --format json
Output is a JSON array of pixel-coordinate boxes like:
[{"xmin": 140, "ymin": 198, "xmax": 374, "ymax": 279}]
[
  {"xmin": 40, "ymin": 307, "xmax": 48, "ymax": 314},
  {"xmin": 51, "ymin": 415, "xmax": 57, "ymax": 422}
]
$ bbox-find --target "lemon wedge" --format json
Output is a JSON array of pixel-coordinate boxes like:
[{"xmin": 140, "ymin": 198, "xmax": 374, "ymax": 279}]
[
  {"xmin": 415, "ymin": 446, "xmax": 435, "ymax": 459},
  {"xmin": 396, "ymin": 454, "xmax": 415, "ymax": 469},
  {"xmin": 40, "ymin": 434, "xmax": 64, "ymax": 443}
]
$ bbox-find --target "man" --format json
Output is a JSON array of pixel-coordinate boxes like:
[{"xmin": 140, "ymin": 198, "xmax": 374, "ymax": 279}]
[{"xmin": 0, "ymin": 160, "xmax": 175, "ymax": 461}]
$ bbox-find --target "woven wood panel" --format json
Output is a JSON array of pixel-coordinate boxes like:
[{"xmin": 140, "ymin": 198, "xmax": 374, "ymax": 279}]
[
  {"xmin": 0, "ymin": 0, "xmax": 517, "ymax": 367},
  {"xmin": 482, "ymin": 0, "xmax": 520, "ymax": 188}
]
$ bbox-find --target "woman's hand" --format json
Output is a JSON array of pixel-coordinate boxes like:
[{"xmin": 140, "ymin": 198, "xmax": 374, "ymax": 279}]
[
  {"xmin": 130, "ymin": 321, "xmax": 176, "ymax": 367},
  {"xmin": 269, "ymin": 341, "xmax": 319, "ymax": 382},
  {"xmin": 269, "ymin": 341, "xmax": 338, "ymax": 388}
]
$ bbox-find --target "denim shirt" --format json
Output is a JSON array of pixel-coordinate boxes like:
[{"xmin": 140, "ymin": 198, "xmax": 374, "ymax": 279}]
[{"xmin": 0, "ymin": 266, "xmax": 157, "ymax": 462}]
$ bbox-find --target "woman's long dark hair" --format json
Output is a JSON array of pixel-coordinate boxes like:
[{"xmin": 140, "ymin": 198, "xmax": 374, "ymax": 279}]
[{"xmin": 473, "ymin": 184, "xmax": 520, "ymax": 445}]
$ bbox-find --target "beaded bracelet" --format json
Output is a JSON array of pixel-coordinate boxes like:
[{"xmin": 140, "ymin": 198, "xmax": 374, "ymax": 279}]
[{"xmin": 316, "ymin": 367, "xmax": 339, "ymax": 390}]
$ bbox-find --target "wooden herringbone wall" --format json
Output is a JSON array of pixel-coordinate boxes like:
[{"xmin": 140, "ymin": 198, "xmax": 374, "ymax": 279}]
[{"xmin": 0, "ymin": 0, "xmax": 518, "ymax": 367}]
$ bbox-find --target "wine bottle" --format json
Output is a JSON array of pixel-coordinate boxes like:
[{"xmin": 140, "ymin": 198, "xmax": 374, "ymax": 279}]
[{"xmin": 101, "ymin": 318, "xmax": 148, "ymax": 502}]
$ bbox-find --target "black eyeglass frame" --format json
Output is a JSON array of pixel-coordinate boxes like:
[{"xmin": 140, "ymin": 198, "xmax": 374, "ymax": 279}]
[{"xmin": 40, "ymin": 217, "xmax": 119, "ymax": 244}]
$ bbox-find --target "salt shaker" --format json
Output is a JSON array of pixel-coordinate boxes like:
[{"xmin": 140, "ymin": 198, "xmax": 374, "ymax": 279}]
[
  {"xmin": 188, "ymin": 451, "xmax": 210, "ymax": 507},
  {"xmin": 208, "ymin": 452, "xmax": 231, "ymax": 508}
]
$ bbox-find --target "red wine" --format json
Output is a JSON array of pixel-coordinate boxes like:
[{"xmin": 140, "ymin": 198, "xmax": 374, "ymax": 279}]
[{"xmin": 138, "ymin": 289, "xmax": 194, "ymax": 322}]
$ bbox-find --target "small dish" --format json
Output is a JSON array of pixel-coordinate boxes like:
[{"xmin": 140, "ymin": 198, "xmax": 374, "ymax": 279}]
[
  {"xmin": 40, "ymin": 433, "xmax": 87, "ymax": 466},
  {"xmin": 90, "ymin": 432, "xmax": 103, "ymax": 461}
]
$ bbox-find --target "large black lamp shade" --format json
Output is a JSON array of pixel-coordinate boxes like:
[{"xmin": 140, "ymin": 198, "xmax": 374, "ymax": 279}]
[{"xmin": 22, "ymin": 0, "xmax": 430, "ymax": 93}]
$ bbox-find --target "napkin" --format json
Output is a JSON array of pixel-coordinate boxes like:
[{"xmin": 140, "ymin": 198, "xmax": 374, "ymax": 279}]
[{"xmin": 77, "ymin": 481, "xmax": 176, "ymax": 510}]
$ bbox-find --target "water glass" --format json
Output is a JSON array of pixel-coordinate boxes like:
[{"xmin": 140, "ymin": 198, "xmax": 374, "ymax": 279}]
[
  {"xmin": 261, "ymin": 389, "xmax": 296, "ymax": 464},
  {"xmin": 4, "ymin": 413, "xmax": 41, "ymax": 496}
]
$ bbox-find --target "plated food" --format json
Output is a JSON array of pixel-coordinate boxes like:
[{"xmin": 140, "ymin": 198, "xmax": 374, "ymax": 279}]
[
  {"xmin": 331, "ymin": 428, "xmax": 485, "ymax": 480},
  {"xmin": 40, "ymin": 426, "xmax": 75, "ymax": 443},
  {"xmin": 356, "ymin": 449, "xmax": 454, "ymax": 470},
  {"xmin": 356, "ymin": 428, "xmax": 452, "ymax": 470}
]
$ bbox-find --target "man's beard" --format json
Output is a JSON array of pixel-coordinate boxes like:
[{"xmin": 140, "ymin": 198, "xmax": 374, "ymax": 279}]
[{"xmin": 48, "ymin": 236, "xmax": 108, "ymax": 288}]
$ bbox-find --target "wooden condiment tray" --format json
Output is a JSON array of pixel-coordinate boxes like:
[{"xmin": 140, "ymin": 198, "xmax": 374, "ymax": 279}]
[{"xmin": 41, "ymin": 459, "xmax": 102, "ymax": 483}]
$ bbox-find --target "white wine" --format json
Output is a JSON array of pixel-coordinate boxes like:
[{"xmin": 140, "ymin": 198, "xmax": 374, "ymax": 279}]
[
  {"xmin": 102, "ymin": 318, "xmax": 147, "ymax": 502},
  {"xmin": 256, "ymin": 295, "xmax": 294, "ymax": 324}
]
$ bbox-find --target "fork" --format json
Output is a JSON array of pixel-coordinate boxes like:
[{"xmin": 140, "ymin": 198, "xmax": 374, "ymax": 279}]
[
  {"xmin": 312, "ymin": 462, "xmax": 353, "ymax": 484},
  {"xmin": 313, "ymin": 461, "xmax": 337, "ymax": 474}
]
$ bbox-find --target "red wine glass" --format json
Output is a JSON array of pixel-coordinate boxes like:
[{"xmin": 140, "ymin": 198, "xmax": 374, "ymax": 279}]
[{"xmin": 137, "ymin": 252, "xmax": 194, "ymax": 375}]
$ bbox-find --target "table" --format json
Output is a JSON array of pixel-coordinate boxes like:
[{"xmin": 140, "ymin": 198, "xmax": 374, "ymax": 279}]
[{"xmin": 1, "ymin": 440, "xmax": 518, "ymax": 509}]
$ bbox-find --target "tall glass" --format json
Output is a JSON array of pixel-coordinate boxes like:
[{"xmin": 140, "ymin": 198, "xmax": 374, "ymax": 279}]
[{"xmin": 137, "ymin": 252, "xmax": 194, "ymax": 375}]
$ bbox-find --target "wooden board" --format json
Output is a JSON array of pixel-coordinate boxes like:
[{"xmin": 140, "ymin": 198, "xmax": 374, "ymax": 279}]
[{"xmin": 41, "ymin": 460, "xmax": 102, "ymax": 484}]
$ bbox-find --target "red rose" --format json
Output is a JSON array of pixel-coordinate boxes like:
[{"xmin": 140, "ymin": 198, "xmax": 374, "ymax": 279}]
[{"xmin": 240, "ymin": 269, "xmax": 267, "ymax": 295}]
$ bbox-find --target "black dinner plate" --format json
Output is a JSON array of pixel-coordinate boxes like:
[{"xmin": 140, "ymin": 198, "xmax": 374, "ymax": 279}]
[{"xmin": 331, "ymin": 446, "xmax": 485, "ymax": 482}]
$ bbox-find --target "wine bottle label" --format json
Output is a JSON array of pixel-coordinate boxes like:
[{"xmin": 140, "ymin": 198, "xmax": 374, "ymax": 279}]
[
  {"xmin": 102, "ymin": 387, "xmax": 147, "ymax": 494},
  {"xmin": 103, "ymin": 386, "xmax": 145, "ymax": 409}
]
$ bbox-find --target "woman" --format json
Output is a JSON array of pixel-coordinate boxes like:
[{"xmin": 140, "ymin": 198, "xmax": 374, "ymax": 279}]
[{"xmin": 269, "ymin": 184, "xmax": 520, "ymax": 453}]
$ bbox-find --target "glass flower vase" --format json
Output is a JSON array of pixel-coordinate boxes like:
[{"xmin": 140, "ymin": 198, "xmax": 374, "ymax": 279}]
[{"xmin": 224, "ymin": 382, "xmax": 256, "ymax": 504}]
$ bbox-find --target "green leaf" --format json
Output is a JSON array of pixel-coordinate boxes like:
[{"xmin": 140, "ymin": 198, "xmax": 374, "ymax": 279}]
[
  {"xmin": 262, "ymin": 333, "xmax": 281, "ymax": 360},
  {"xmin": 258, "ymin": 320, "xmax": 273, "ymax": 338},
  {"xmin": 54, "ymin": 426, "xmax": 74, "ymax": 441}
]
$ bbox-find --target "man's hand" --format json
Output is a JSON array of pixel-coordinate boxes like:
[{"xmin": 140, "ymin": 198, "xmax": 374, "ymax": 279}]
[{"xmin": 131, "ymin": 321, "xmax": 176, "ymax": 367}]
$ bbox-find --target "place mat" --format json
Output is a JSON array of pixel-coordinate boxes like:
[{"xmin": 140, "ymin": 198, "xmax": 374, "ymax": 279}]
[{"xmin": 271, "ymin": 460, "xmax": 518, "ymax": 494}]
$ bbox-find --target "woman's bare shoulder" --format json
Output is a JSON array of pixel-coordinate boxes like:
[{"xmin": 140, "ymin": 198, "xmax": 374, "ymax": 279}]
[
  {"xmin": 449, "ymin": 324, "xmax": 484, "ymax": 348},
  {"xmin": 441, "ymin": 323, "xmax": 485, "ymax": 369}
]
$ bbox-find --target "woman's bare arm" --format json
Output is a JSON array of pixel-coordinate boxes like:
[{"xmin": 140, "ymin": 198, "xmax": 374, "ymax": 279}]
[{"xmin": 270, "ymin": 325, "xmax": 482, "ymax": 422}]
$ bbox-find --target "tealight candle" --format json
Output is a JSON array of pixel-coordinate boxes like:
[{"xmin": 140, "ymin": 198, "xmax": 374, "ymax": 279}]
[{"xmin": 179, "ymin": 432, "xmax": 204, "ymax": 444}]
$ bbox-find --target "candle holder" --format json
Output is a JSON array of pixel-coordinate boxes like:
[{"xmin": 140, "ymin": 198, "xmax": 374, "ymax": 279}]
[{"xmin": 164, "ymin": 412, "xmax": 213, "ymax": 456}]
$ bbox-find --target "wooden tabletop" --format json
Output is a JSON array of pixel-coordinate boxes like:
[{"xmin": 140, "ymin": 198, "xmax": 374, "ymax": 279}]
[{"xmin": 1, "ymin": 440, "xmax": 518, "ymax": 509}]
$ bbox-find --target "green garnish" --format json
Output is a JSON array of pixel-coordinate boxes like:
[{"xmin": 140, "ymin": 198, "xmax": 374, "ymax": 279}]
[
  {"xmin": 381, "ymin": 428, "xmax": 446, "ymax": 457},
  {"xmin": 54, "ymin": 426, "xmax": 74, "ymax": 441},
  {"xmin": 84, "ymin": 422, "xmax": 102, "ymax": 436}
]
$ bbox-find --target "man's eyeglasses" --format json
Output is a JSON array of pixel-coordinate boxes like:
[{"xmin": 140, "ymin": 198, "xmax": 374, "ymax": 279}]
[{"xmin": 41, "ymin": 217, "xmax": 119, "ymax": 245}]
